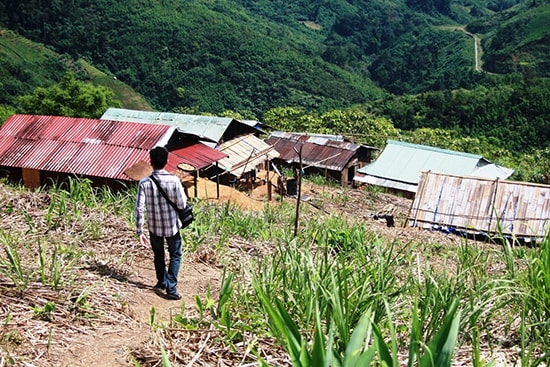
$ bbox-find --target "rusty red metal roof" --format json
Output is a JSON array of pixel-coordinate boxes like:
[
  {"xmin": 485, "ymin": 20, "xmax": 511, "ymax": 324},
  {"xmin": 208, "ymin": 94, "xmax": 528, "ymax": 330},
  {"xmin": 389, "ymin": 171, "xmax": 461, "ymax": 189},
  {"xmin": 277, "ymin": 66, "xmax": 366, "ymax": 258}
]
[
  {"xmin": 266, "ymin": 132, "xmax": 362, "ymax": 171},
  {"xmin": 166, "ymin": 142, "xmax": 228, "ymax": 172},
  {"xmin": 0, "ymin": 114, "xmax": 173, "ymax": 180}
]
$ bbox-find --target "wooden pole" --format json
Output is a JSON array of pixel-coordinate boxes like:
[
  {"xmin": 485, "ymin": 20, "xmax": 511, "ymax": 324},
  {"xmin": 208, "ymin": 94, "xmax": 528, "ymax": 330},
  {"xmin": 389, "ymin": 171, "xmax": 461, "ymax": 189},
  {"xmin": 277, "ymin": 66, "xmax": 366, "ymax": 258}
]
[
  {"xmin": 267, "ymin": 159, "xmax": 272, "ymax": 201},
  {"xmin": 216, "ymin": 162, "xmax": 220, "ymax": 199},
  {"xmin": 194, "ymin": 169, "xmax": 198, "ymax": 198},
  {"xmin": 488, "ymin": 178, "xmax": 500, "ymax": 234},
  {"xmin": 294, "ymin": 145, "xmax": 303, "ymax": 237},
  {"xmin": 409, "ymin": 170, "xmax": 430, "ymax": 228}
]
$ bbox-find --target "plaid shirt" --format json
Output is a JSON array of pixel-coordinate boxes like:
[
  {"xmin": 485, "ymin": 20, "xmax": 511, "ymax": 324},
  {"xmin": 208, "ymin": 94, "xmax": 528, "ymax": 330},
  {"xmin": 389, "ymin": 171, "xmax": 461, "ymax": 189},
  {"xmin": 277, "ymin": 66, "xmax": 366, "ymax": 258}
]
[{"xmin": 135, "ymin": 170, "xmax": 188, "ymax": 237}]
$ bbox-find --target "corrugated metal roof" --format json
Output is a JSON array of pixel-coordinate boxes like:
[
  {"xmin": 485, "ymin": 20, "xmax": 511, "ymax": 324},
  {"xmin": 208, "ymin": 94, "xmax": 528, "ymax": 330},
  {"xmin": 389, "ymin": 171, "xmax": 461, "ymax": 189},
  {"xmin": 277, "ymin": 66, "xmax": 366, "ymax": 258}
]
[
  {"xmin": 471, "ymin": 163, "xmax": 514, "ymax": 179},
  {"xmin": 0, "ymin": 114, "xmax": 173, "ymax": 180},
  {"xmin": 217, "ymin": 134, "xmax": 279, "ymax": 176},
  {"xmin": 269, "ymin": 131, "xmax": 346, "ymax": 143},
  {"xmin": 101, "ymin": 108, "xmax": 260, "ymax": 143},
  {"xmin": 409, "ymin": 171, "xmax": 550, "ymax": 242},
  {"xmin": 355, "ymin": 140, "xmax": 513, "ymax": 192},
  {"xmin": 166, "ymin": 142, "xmax": 228, "ymax": 172},
  {"xmin": 354, "ymin": 173, "xmax": 418, "ymax": 193},
  {"xmin": 266, "ymin": 132, "xmax": 362, "ymax": 171},
  {"xmin": 239, "ymin": 119, "xmax": 266, "ymax": 129}
]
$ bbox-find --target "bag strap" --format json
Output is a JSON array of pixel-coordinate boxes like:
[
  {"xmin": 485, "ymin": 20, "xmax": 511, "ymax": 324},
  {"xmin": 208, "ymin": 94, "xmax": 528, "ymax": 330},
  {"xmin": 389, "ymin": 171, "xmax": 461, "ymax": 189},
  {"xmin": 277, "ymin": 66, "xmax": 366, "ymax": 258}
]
[{"xmin": 149, "ymin": 174, "xmax": 178, "ymax": 211}]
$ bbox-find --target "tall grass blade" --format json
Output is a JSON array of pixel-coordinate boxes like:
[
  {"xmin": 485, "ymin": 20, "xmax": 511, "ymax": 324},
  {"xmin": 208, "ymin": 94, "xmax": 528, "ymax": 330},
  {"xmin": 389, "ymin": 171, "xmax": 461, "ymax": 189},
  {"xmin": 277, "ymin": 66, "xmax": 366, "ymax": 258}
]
[
  {"xmin": 217, "ymin": 270, "xmax": 234, "ymax": 318},
  {"xmin": 160, "ymin": 343, "xmax": 172, "ymax": 367},
  {"xmin": 371, "ymin": 321, "xmax": 395, "ymax": 367},
  {"xmin": 255, "ymin": 286, "xmax": 308, "ymax": 365},
  {"xmin": 310, "ymin": 305, "xmax": 326, "ymax": 367},
  {"xmin": 274, "ymin": 297, "xmax": 308, "ymax": 365},
  {"xmin": 342, "ymin": 308, "xmax": 376, "ymax": 367},
  {"xmin": 0, "ymin": 230, "xmax": 30, "ymax": 293},
  {"xmin": 408, "ymin": 303, "xmax": 422, "ymax": 367},
  {"xmin": 419, "ymin": 299, "xmax": 461, "ymax": 367},
  {"xmin": 325, "ymin": 328, "xmax": 337, "ymax": 367}
]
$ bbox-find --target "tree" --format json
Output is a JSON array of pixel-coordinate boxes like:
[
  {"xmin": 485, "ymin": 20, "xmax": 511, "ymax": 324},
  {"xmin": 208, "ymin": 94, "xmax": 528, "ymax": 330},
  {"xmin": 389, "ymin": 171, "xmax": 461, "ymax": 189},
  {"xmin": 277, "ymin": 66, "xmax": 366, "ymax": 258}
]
[
  {"xmin": 320, "ymin": 109, "xmax": 400, "ymax": 147},
  {"xmin": 404, "ymin": 127, "xmax": 456, "ymax": 148},
  {"xmin": 0, "ymin": 104, "xmax": 16, "ymax": 125},
  {"xmin": 219, "ymin": 109, "xmax": 258, "ymax": 120},
  {"xmin": 15, "ymin": 73, "xmax": 122, "ymax": 118},
  {"xmin": 262, "ymin": 107, "xmax": 321, "ymax": 132}
]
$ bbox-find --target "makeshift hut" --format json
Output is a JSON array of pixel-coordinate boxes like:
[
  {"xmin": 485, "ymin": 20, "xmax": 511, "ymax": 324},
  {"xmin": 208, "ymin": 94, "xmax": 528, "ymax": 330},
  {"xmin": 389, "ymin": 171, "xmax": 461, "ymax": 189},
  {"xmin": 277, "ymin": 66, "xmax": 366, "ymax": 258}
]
[
  {"xmin": 210, "ymin": 133, "xmax": 280, "ymax": 186},
  {"xmin": 266, "ymin": 131, "xmax": 376, "ymax": 185},
  {"xmin": 354, "ymin": 140, "xmax": 514, "ymax": 197},
  {"xmin": 408, "ymin": 171, "xmax": 550, "ymax": 244},
  {"xmin": 0, "ymin": 114, "xmax": 226, "ymax": 191}
]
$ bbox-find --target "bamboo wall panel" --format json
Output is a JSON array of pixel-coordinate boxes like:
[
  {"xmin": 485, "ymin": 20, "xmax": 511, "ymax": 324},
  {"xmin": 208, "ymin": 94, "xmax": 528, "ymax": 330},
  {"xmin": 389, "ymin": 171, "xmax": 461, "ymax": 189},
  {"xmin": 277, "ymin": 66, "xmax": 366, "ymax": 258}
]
[{"xmin": 409, "ymin": 171, "xmax": 550, "ymax": 241}]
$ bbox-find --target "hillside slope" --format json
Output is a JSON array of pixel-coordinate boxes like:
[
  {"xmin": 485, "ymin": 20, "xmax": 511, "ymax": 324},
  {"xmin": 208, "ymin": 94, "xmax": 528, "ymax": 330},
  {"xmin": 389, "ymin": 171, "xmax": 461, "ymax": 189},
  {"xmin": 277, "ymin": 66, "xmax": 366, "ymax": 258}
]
[
  {"xmin": 0, "ymin": 179, "xmax": 521, "ymax": 366},
  {"xmin": 476, "ymin": 3, "xmax": 550, "ymax": 75},
  {"xmin": 0, "ymin": 28, "xmax": 152, "ymax": 111},
  {"xmin": 0, "ymin": 0, "xmax": 547, "ymax": 116}
]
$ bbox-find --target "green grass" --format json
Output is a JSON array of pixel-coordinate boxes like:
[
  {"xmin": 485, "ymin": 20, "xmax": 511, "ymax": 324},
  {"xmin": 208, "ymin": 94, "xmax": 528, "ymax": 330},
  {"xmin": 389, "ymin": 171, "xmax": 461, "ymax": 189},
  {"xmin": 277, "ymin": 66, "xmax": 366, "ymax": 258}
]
[
  {"xmin": 520, "ymin": 4, "xmax": 550, "ymax": 45},
  {"xmin": 1, "ymin": 177, "xmax": 549, "ymax": 365},
  {"xmin": 0, "ymin": 29, "xmax": 58, "ymax": 65}
]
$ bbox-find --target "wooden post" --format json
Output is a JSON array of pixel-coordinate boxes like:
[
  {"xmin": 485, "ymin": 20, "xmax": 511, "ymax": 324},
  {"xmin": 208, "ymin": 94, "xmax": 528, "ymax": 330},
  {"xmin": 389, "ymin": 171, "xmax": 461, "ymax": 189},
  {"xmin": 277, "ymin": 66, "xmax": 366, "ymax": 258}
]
[
  {"xmin": 294, "ymin": 145, "xmax": 303, "ymax": 237},
  {"xmin": 267, "ymin": 160, "xmax": 272, "ymax": 201},
  {"xmin": 22, "ymin": 168, "xmax": 41, "ymax": 189},
  {"xmin": 194, "ymin": 169, "xmax": 198, "ymax": 198},
  {"xmin": 409, "ymin": 170, "xmax": 430, "ymax": 228},
  {"xmin": 488, "ymin": 178, "xmax": 500, "ymax": 234},
  {"xmin": 216, "ymin": 162, "xmax": 220, "ymax": 199}
]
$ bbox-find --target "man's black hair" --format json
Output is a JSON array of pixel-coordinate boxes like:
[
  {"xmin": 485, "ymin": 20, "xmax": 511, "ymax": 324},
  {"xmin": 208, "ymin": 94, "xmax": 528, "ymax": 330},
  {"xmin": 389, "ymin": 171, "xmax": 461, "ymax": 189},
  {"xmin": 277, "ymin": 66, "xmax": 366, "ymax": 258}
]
[{"xmin": 150, "ymin": 146, "xmax": 168, "ymax": 169}]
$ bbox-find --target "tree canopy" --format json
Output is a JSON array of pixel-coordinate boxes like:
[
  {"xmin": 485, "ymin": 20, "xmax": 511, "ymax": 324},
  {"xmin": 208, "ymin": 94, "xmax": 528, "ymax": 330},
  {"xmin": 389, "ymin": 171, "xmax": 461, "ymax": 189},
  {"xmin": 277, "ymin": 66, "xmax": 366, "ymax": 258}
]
[{"xmin": 14, "ymin": 73, "xmax": 122, "ymax": 118}]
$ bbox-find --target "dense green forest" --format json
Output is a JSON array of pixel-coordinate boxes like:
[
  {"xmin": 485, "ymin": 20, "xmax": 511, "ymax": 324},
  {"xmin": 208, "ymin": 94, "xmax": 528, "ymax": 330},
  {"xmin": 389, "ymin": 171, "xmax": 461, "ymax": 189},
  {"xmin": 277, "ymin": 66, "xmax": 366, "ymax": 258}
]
[
  {"xmin": 0, "ymin": 0, "xmax": 548, "ymax": 182},
  {"xmin": 1, "ymin": 0, "xmax": 548, "ymax": 114}
]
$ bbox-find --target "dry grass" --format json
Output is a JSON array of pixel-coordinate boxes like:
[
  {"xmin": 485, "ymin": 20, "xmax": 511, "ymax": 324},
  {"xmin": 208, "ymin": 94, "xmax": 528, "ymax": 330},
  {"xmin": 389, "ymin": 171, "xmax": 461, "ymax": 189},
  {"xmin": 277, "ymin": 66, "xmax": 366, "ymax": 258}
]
[{"xmin": 0, "ymin": 179, "xmax": 529, "ymax": 366}]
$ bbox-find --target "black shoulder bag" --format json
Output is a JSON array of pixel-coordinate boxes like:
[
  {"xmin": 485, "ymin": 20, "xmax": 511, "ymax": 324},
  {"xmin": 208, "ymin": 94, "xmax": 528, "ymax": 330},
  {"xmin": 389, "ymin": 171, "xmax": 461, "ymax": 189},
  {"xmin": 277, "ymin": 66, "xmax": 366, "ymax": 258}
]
[{"xmin": 149, "ymin": 175, "xmax": 194, "ymax": 229}]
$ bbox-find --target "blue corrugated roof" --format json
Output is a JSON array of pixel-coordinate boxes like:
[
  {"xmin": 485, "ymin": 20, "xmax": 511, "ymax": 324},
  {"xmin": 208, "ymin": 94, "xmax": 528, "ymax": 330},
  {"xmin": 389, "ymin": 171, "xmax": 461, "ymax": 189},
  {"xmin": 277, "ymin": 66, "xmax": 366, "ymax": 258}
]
[{"xmin": 356, "ymin": 140, "xmax": 513, "ymax": 191}]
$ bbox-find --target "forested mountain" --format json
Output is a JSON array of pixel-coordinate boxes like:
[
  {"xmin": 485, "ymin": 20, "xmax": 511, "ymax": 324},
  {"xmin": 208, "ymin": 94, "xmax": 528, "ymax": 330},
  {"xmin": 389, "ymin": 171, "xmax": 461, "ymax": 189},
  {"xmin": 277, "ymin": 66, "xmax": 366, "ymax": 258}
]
[
  {"xmin": 0, "ymin": 0, "xmax": 547, "ymax": 117},
  {"xmin": 0, "ymin": 0, "xmax": 549, "ymax": 182}
]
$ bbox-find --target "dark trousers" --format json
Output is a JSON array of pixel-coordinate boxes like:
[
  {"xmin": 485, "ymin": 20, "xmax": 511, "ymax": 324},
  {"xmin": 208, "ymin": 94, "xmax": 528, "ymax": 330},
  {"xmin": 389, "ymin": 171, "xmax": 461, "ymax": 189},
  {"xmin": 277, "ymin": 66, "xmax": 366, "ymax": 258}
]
[{"xmin": 149, "ymin": 231, "xmax": 182, "ymax": 295}]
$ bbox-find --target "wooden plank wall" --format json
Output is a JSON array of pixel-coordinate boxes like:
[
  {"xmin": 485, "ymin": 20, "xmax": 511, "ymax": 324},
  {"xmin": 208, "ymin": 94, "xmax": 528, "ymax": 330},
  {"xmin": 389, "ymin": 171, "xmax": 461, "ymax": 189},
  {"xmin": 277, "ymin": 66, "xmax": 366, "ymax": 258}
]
[
  {"xmin": 22, "ymin": 168, "xmax": 41, "ymax": 189},
  {"xmin": 409, "ymin": 171, "xmax": 550, "ymax": 240}
]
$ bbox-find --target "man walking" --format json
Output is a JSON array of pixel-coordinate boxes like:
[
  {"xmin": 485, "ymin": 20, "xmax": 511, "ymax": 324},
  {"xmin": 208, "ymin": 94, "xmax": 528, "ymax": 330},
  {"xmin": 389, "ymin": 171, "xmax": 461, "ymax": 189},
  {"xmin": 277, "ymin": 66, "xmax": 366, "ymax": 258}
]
[{"xmin": 135, "ymin": 146, "xmax": 187, "ymax": 300}]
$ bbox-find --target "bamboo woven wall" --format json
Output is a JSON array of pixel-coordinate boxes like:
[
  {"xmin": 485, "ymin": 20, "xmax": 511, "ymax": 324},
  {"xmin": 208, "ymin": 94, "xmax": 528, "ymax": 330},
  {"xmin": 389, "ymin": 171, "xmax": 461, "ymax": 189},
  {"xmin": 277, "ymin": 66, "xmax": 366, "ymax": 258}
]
[{"xmin": 408, "ymin": 171, "xmax": 550, "ymax": 241}]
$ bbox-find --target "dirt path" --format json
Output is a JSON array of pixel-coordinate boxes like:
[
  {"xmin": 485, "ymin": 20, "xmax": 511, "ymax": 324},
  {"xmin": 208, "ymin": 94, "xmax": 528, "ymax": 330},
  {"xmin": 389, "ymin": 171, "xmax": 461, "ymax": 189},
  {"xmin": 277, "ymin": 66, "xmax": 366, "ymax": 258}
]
[
  {"xmin": 436, "ymin": 25, "xmax": 484, "ymax": 72},
  {"xmin": 38, "ymin": 253, "xmax": 223, "ymax": 366},
  {"xmin": 50, "ymin": 178, "xmax": 265, "ymax": 365},
  {"xmin": 462, "ymin": 29, "xmax": 483, "ymax": 72}
]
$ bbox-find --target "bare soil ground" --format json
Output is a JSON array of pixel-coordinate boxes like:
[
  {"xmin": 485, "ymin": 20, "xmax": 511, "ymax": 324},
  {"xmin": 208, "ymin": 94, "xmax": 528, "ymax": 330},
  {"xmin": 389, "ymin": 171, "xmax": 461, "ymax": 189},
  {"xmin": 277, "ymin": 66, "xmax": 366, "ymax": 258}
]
[{"xmin": 0, "ymin": 177, "xmax": 518, "ymax": 366}]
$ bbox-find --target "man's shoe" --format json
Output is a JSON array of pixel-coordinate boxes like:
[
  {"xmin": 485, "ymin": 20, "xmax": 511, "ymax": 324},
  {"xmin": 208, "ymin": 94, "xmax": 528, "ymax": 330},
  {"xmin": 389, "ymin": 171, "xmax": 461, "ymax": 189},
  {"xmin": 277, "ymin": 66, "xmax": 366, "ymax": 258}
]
[
  {"xmin": 166, "ymin": 292, "xmax": 182, "ymax": 300},
  {"xmin": 153, "ymin": 283, "xmax": 166, "ymax": 290}
]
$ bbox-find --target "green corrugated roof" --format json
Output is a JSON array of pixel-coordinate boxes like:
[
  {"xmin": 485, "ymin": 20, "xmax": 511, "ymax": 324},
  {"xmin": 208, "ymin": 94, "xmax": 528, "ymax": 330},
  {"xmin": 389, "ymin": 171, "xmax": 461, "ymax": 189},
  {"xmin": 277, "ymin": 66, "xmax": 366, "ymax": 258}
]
[
  {"xmin": 357, "ymin": 140, "xmax": 512, "ymax": 187},
  {"xmin": 101, "ymin": 108, "xmax": 236, "ymax": 143}
]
